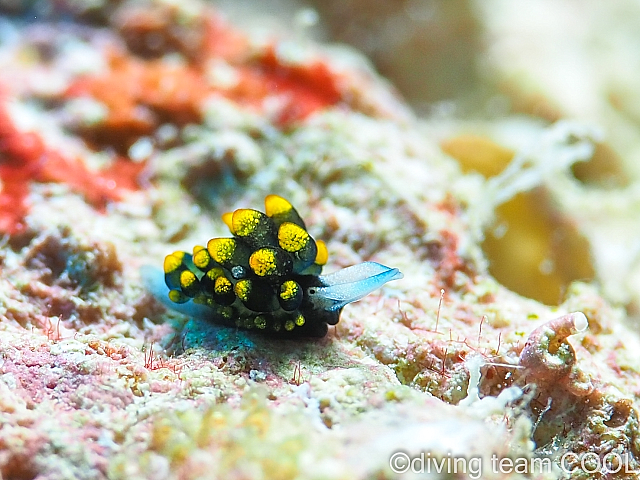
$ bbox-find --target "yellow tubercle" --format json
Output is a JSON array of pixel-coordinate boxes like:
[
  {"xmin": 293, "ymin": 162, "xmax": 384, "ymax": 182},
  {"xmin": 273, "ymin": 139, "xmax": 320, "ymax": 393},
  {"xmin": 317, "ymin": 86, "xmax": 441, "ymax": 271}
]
[
  {"xmin": 214, "ymin": 276, "xmax": 232, "ymax": 295},
  {"xmin": 234, "ymin": 279, "xmax": 251, "ymax": 301},
  {"xmin": 264, "ymin": 194, "xmax": 293, "ymax": 217},
  {"xmin": 163, "ymin": 251, "xmax": 185, "ymax": 274},
  {"xmin": 278, "ymin": 222, "xmax": 309, "ymax": 252},
  {"xmin": 179, "ymin": 270, "xmax": 197, "ymax": 289},
  {"xmin": 279, "ymin": 280, "xmax": 299, "ymax": 301},
  {"xmin": 294, "ymin": 313, "xmax": 305, "ymax": 326},
  {"xmin": 168, "ymin": 290, "xmax": 182, "ymax": 302},
  {"xmin": 192, "ymin": 245, "xmax": 211, "ymax": 269},
  {"xmin": 249, "ymin": 248, "xmax": 277, "ymax": 277},
  {"xmin": 315, "ymin": 240, "xmax": 328, "ymax": 265},
  {"xmin": 207, "ymin": 238, "xmax": 236, "ymax": 264},
  {"xmin": 232, "ymin": 209, "xmax": 262, "ymax": 237},
  {"xmin": 221, "ymin": 212, "xmax": 233, "ymax": 232},
  {"xmin": 284, "ymin": 320, "xmax": 295, "ymax": 331}
]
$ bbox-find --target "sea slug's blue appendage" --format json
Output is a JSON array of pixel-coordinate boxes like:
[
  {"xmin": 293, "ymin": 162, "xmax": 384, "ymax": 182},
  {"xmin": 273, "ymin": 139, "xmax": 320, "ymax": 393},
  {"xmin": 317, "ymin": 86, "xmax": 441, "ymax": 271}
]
[
  {"xmin": 155, "ymin": 195, "xmax": 403, "ymax": 337},
  {"xmin": 309, "ymin": 262, "xmax": 404, "ymax": 312},
  {"xmin": 141, "ymin": 265, "xmax": 213, "ymax": 320}
]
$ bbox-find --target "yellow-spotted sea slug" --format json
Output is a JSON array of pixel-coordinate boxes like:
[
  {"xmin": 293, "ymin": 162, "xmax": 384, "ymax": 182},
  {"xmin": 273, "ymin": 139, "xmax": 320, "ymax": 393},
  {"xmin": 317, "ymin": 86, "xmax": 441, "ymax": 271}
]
[{"xmin": 159, "ymin": 195, "xmax": 403, "ymax": 337}]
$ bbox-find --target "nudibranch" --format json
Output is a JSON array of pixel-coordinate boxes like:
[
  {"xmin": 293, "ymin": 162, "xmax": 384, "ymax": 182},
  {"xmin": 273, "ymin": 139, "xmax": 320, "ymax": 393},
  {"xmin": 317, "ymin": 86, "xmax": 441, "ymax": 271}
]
[{"xmin": 161, "ymin": 195, "xmax": 403, "ymax": 337}]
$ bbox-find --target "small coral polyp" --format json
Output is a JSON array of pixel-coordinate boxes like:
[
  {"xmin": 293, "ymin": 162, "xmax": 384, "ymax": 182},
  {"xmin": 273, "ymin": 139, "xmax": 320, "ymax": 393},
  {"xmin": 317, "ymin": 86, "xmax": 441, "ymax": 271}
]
[{"xmin": 164, "ymin": 195, "xmax": 403, "ymax": 337}]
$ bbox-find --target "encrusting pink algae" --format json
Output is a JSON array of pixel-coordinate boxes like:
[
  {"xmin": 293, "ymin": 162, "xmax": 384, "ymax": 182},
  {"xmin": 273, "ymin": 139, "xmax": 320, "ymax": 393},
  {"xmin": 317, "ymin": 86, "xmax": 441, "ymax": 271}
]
[{"xmin": 1, "ymin": 2, "xmax": 640, "ymax": 480}]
